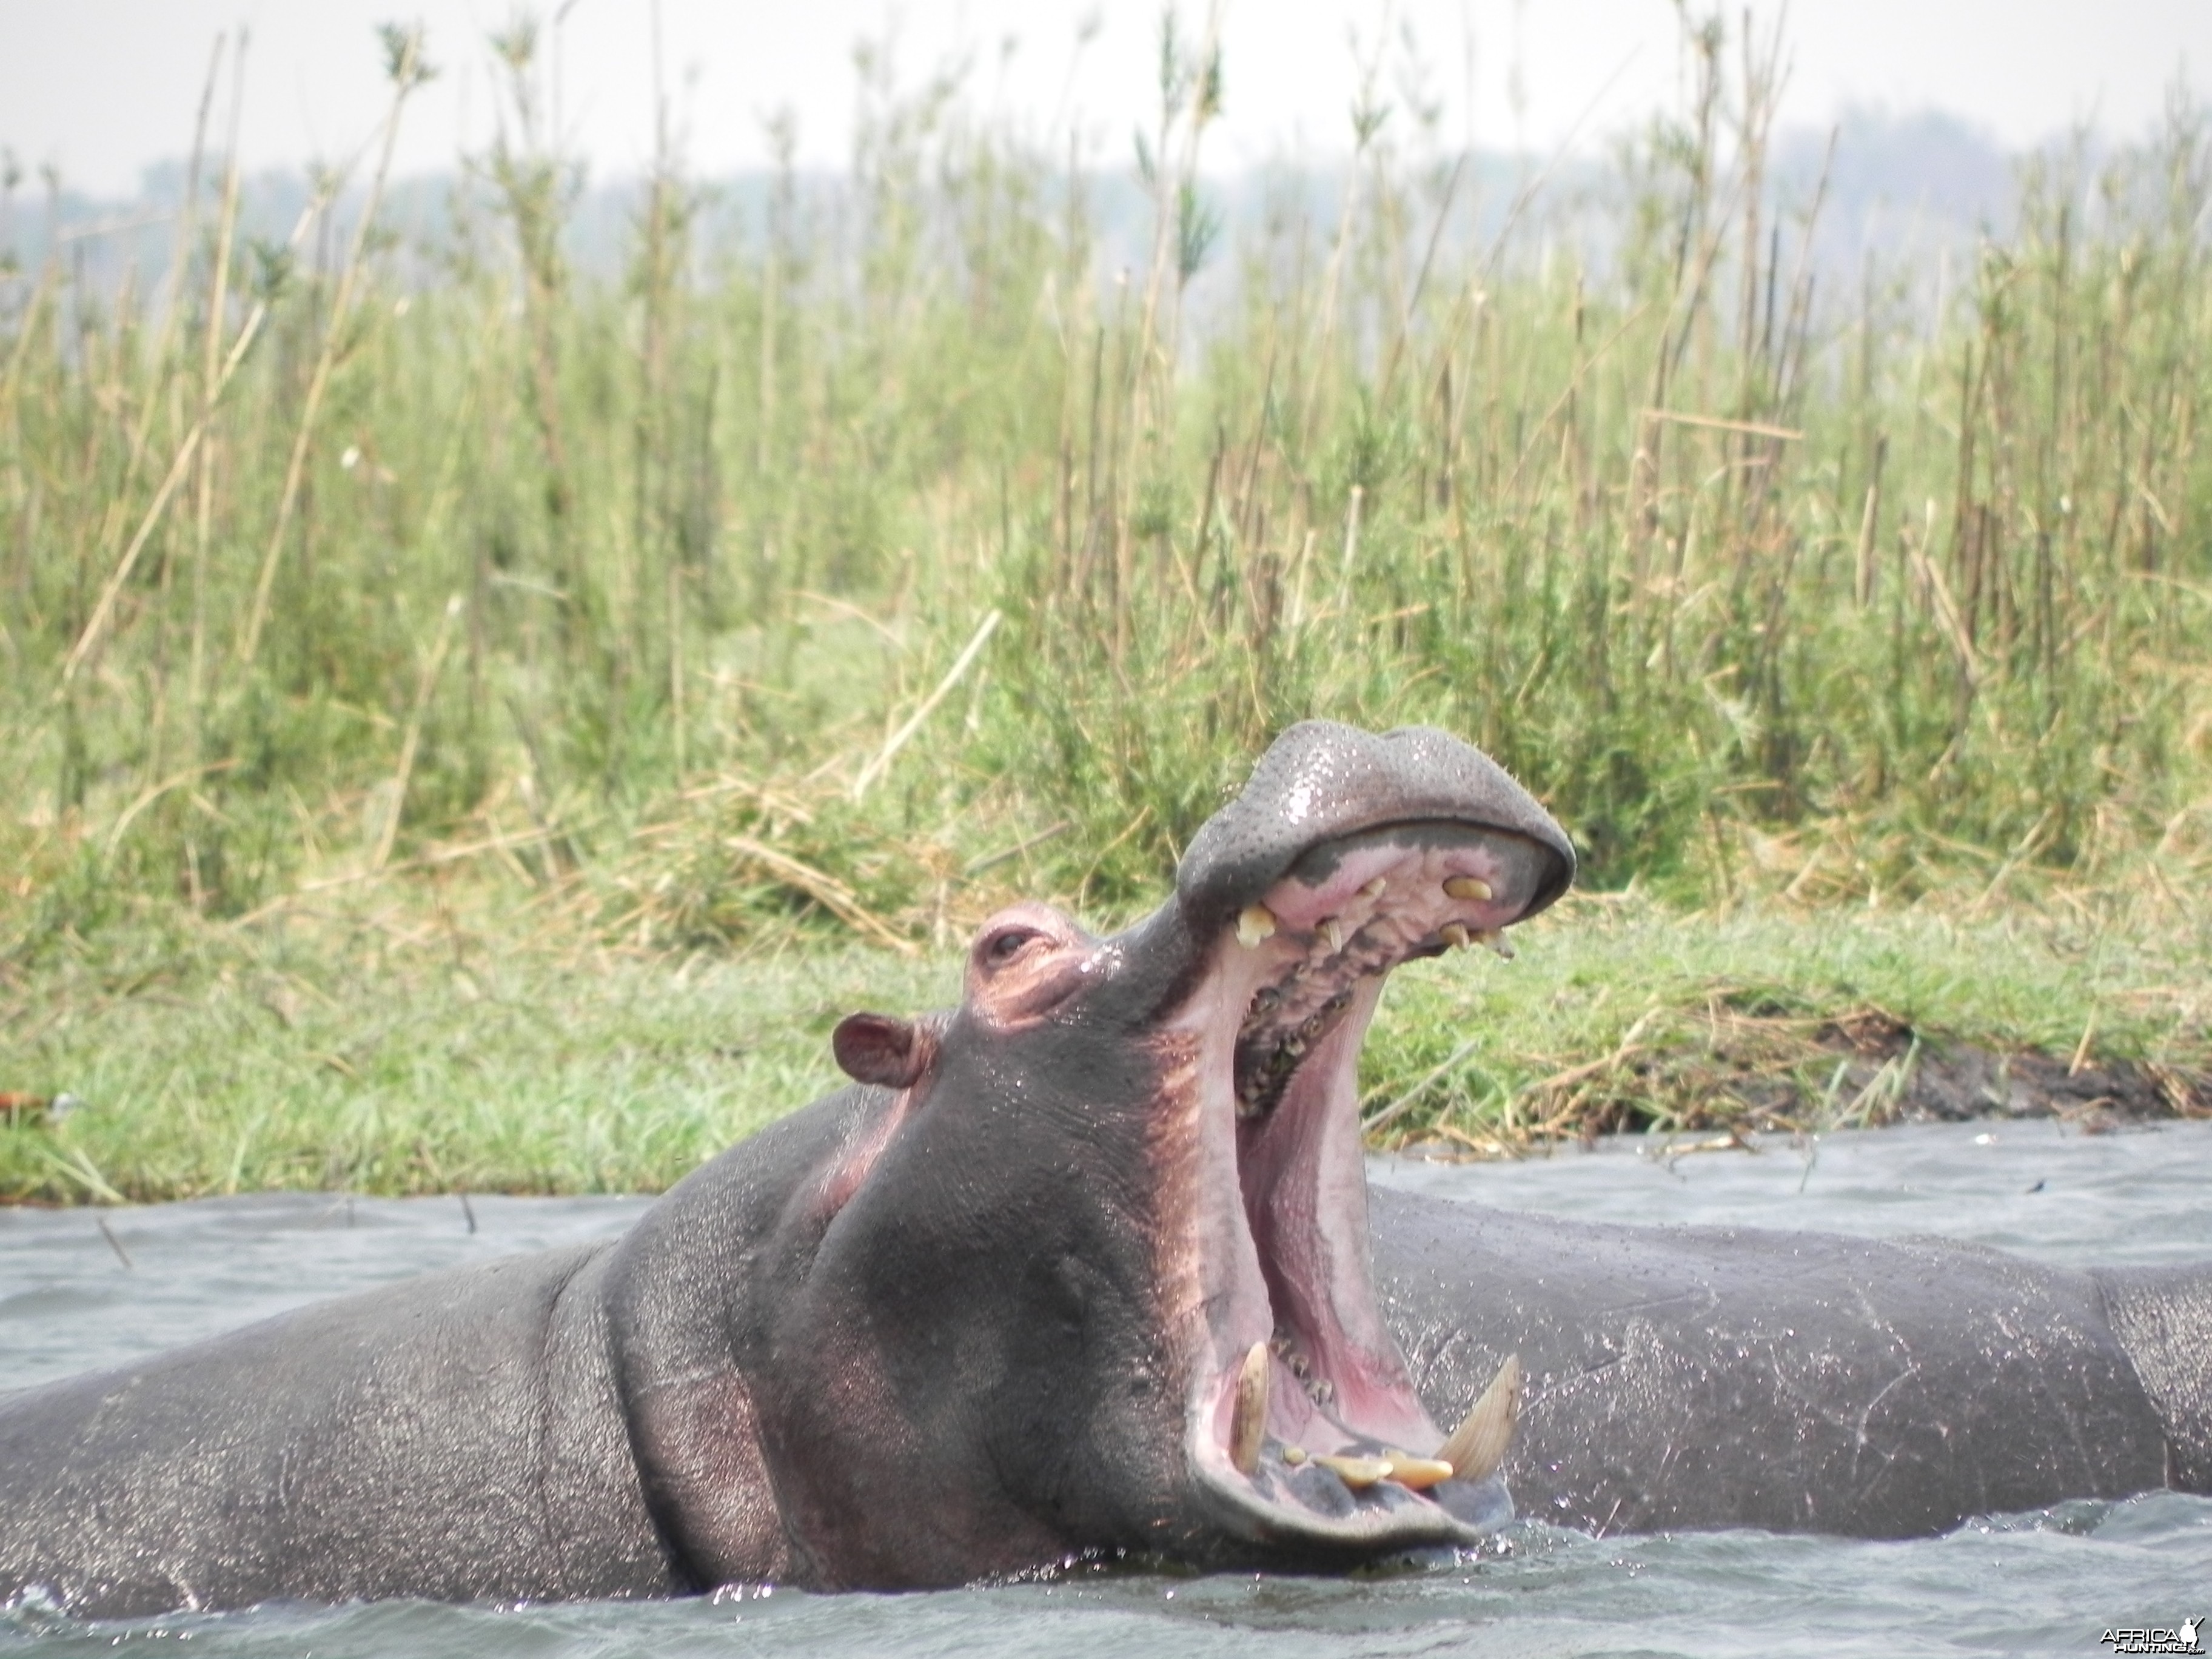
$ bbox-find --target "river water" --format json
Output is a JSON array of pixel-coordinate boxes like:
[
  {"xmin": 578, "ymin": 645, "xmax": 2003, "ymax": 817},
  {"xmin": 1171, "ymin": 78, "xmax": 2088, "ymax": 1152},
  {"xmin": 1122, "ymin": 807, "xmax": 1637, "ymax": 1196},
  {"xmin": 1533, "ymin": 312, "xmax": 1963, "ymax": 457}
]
[{"xmin": 4, "ymin": 1120, "xmax": 2208, "ymax": 1657}]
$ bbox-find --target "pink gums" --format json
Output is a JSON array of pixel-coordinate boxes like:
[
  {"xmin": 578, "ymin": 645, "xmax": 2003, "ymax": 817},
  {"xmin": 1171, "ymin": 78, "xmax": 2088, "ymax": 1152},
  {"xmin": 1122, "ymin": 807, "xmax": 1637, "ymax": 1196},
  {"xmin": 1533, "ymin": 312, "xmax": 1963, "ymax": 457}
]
[{"xmin": 1195, "ymin": 836, "xmax": 1530, "ymax": 1464}]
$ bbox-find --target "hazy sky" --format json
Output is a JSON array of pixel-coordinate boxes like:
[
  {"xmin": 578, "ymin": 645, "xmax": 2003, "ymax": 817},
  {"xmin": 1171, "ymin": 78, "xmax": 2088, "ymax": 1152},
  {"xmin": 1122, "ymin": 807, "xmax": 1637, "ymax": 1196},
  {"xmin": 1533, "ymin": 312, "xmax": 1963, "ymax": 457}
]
[{"xmin": 2, "ymin": 0, "xmax": 2208, "ymax": 196}]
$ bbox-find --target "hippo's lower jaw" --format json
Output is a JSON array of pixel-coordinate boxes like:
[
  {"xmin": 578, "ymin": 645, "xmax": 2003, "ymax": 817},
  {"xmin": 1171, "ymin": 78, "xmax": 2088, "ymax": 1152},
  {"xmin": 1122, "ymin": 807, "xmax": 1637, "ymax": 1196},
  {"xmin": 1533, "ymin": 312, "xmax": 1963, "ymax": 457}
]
[{"xmin": 1161, "ymin": 819, "xmax": 1557, "ymax": 1563}]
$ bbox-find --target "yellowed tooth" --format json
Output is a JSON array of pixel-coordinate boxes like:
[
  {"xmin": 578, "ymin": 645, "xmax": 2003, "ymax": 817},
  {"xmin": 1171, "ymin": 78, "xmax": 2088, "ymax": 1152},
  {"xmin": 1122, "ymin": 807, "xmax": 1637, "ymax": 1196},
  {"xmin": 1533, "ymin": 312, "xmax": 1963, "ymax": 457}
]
[
  {"xmin": 1478, "ymin": 930, "xmax": 1516, "ymax": 960},
  {"xmin": 1321, "ymin": 916, "xmax": 1346, "ymax": 954},
  {"xmin": 1438, "ymin": 922, "xmax": 1471, "ymax": 950},
  {"xmin": 1437, "ymin": 1353, "xmax": 1522, "ymax": 1484},
  {"xmin": 1236, "ymin": 904, "xmax": 1278, "ymax": 948},
  {"xmin": 1444, "ymin": 875, "xmax": 1494, "ymax": 902},
  {"xmin": 1381, "ymin": 1455, "xmax": 1456, "ymax": 1490},
  {"xmin": 1311, "ymin": 1454, "xmax": 1395, "ymax": 1490},
  {"xmin": 1230, "ymin": 1341, "xmax": 1269, "ymax": 1476},
  {"xmin": 1359, "ymin": 877, "xmax": 1388, "ymax": 899},
  {"xmin": 1281, "ymin": 1445, "xmax": 1308, "ymax": 1466}
]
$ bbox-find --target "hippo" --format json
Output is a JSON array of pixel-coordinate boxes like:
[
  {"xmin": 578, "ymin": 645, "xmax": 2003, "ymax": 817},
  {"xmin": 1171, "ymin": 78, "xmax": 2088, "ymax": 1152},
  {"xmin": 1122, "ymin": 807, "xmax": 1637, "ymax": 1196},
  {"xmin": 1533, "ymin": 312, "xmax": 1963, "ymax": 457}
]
[{"xmin": 2, "ymin": 721, "xmax": 2207, "ymax": 1616}]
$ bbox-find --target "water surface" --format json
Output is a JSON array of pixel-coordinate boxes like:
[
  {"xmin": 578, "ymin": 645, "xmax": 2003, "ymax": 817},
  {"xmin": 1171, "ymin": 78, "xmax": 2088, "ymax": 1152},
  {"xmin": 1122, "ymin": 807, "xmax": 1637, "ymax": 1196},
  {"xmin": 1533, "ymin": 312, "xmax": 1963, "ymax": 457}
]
[{"xmin": 5, "ymin": 1121, "xmax": 2208, "ymax": 1657}]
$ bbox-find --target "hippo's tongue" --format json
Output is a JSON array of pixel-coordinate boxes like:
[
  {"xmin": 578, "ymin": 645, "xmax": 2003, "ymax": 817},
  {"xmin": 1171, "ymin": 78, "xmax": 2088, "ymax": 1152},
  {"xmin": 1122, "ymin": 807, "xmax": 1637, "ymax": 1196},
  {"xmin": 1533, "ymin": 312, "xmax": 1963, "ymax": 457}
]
[{"xmin": 1172, "ymin": 820, "xmax": 1553, "ymax": 1545}]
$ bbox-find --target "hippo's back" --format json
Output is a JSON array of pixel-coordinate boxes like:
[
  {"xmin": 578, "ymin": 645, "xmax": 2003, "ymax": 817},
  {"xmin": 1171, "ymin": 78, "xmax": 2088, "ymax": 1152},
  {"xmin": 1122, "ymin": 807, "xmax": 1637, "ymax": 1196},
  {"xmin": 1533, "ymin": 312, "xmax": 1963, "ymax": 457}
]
[
  {"xmin": 1372, "ymin": 1187, "xmax": 2175, "ymax": 1537},
  {"xmin": 0, "ymin": 1241, "xmax": 682, "ymax": 1616}
]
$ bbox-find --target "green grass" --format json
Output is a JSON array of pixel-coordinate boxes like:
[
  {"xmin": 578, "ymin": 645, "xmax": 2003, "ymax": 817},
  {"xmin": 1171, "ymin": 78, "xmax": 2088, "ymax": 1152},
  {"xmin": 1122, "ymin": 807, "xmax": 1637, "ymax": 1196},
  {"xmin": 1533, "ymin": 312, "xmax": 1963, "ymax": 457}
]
[
  {"xmin": 0, "ymin": 904, "xmax": 948, "ymax": 1202},
  {"xmin": 6, "ymin": 882, "xmax": 2207, "ymax": 1204},
  {"xmin": 1367, "ymin": 886, "xmax": 2212, "ymax": 1147}
]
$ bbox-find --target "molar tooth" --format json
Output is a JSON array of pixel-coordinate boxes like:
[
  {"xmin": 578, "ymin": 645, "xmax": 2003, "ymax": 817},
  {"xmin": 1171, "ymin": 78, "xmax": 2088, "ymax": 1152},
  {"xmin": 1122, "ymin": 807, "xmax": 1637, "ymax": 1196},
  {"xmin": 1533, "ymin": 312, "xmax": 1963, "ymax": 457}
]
[
  {"xmin": 1439, "ymin": 922, "xmax": 1472, "ymax": 950},
  {"xmin": 1444, "ymin": 876, "xmax": 1493, "ymax": 902},
  {"xmin": 1311, "ymin": 1454, "xmax": 1393, "ymax": 1490},
  {"xmin": 1381, "ymin": 1455, "xmax": 1455, "ymax": 1490},
  {"xmin": 1321, "ymin": 916, "xmax": 1345, "ymax": 954},
  {"xmin": 1359, "ymin": 877, "xmax": 1388, "ymax": 899},
  {"xmin": 1230, "ymin": 1341, "xmax": 1269, "ymax": 1476},
  {"xmin": 1237, "ymin": 905, "xmax": 1278, "ymax": 948},
  {"xmin": 1437, "ymin": 1354, "xmax": 1522, "ymax": 1484}
]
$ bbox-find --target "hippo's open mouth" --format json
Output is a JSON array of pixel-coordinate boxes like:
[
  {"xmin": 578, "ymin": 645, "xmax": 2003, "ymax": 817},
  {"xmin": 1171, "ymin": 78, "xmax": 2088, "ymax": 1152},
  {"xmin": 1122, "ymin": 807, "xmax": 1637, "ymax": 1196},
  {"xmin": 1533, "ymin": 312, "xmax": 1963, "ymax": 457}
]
[{"xmin": 1165, "ymin": 819, "xmax": 1556, "ymax": 1558}]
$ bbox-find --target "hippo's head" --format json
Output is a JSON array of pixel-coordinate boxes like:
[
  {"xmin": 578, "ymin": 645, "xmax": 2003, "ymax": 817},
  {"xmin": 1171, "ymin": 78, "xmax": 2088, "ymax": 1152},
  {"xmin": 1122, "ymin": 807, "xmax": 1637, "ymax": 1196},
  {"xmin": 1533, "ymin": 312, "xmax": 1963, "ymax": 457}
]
[{"xmin": 618, "ymin": 722, "xmax": 1573, "ymax": 1587}]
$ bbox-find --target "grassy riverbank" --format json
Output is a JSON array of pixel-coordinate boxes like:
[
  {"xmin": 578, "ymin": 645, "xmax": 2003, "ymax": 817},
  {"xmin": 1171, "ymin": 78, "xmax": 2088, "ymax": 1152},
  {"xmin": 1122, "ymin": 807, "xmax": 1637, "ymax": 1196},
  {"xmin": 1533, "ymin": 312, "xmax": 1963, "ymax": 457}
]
[
  {"xmin": 5, "ymin": 871, "xmax": 2207, "ymax": 1204},
  {"xmin": 5, "ymin": 12, "xmax": 2212, "ymax": 1199}
]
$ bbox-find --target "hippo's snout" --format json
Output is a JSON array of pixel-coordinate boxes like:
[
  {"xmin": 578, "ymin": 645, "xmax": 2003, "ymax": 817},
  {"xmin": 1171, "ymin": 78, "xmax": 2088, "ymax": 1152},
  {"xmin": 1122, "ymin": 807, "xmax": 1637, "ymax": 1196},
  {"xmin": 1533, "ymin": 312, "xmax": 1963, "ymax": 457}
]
[{"xmin": 1176, "ymin": 723, "xmax": 1574, "ymax": 934}]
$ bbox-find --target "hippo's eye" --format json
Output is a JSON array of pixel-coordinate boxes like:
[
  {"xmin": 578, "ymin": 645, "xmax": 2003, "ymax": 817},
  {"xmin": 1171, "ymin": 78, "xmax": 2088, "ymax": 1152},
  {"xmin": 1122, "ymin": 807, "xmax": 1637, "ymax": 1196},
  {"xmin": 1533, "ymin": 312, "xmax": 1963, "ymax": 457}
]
[{"xmin": 981, "ymin": 925, "xmax": 1045, "ymax": 967}]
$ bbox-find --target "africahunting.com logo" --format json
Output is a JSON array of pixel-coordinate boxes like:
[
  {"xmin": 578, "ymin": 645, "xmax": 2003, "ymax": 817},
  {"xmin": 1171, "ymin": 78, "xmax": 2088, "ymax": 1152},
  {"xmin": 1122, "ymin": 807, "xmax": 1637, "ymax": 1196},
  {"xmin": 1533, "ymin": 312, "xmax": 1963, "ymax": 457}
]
[{"xmin": 2100, "ymin": 1620, "xmax": 2204, "ymax": 1656}]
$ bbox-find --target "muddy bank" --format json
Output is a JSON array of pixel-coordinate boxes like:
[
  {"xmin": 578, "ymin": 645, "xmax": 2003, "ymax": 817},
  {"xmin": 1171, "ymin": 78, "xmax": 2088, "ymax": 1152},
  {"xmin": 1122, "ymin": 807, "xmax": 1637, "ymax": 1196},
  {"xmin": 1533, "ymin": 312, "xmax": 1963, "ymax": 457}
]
[
  {"xmin": 1807, "ymin": 1011, "xmax": 2212, "ymax": 1130},
  {"xmin": 1448, "ymin": 1006, "xmax": 2212, "ymax": 1156}
]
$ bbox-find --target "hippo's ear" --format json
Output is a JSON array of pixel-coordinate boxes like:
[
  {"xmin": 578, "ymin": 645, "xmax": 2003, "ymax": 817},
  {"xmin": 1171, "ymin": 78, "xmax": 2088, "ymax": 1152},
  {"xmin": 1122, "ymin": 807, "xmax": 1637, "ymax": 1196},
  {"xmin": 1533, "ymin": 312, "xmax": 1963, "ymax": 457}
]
[{"xmin": 833, "ymin": 1013, "xmax": 936, "ymax": 1091}]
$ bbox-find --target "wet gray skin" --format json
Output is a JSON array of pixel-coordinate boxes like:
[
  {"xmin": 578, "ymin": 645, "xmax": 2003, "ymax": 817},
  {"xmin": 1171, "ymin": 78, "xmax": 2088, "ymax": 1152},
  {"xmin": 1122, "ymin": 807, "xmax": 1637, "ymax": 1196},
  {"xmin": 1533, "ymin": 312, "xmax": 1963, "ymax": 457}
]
[
  {"xmin": 1373, "ymin": 1196, "xmax": 2212, "ymax": 1536},
  {"xmin": 0, "ymin": 722, "xmax": 1577, "ymax": 1614}
]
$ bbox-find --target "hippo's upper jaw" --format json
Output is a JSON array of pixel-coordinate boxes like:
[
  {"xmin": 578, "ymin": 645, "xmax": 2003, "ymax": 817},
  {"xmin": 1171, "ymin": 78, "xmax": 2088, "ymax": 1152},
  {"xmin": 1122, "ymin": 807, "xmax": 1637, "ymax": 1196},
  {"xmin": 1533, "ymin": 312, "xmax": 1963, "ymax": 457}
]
[{"xmin": 1153, "ymin": 723, "xmax": 1573, "ymax": 1563}]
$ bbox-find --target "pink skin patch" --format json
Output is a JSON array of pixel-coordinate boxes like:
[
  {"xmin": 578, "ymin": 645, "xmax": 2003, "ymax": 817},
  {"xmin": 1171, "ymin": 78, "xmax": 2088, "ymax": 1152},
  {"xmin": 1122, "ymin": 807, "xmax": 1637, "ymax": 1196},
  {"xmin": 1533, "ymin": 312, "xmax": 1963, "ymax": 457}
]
[
  {"xmin": 1235, "ymin": 978, "xmax": 1435, "ymax": 1452},
  {"xmin": 1182, "ymin": 831, "xmax": 1535, "ymax": 1491},
  {"xmin": 1237, "ymin": 841, "xmax": 1517, "ymax": 1050},
  {"xmin": 1264, "ymin": 840, "xmax": 1517, "ymax": 934}
]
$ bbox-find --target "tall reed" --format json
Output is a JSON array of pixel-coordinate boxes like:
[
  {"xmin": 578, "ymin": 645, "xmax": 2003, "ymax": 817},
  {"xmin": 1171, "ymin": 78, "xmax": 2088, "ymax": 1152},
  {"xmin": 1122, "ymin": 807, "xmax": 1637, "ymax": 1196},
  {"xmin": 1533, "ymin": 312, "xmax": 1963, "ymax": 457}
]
[{"xmin": 4, "ymin": 10, "xmax": 2210, "ymax": 956}]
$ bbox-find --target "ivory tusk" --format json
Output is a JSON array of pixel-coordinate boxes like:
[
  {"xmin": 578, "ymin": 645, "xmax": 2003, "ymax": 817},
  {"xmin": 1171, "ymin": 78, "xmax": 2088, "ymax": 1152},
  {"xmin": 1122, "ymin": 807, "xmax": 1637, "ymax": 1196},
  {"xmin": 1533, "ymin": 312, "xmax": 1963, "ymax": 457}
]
[
  {"xmin": 1230, "ymin": 1341, "xmax": 1269, "ymax": 1475},
  {"xmin": 1437, "ymin": 1353, "xmax": 1522, "ymax": 1484}
]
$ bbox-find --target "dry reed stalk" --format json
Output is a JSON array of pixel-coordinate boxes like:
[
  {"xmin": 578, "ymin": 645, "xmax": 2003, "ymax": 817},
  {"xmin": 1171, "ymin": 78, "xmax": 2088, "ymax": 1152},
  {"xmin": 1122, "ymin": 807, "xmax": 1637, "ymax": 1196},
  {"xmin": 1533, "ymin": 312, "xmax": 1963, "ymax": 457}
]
[
  {"xmin": 238, "ymin": 28, "xmax": 425, "ymax": 668},
  {"xmin": 1375, "ymin": 149, "xmax": 1469, "ymax": 407},
  {"xmin": 189, "ymin": 32, "xmax": 248, "ymax": 742},
  {"xmin": 1854, "ymin": 432, "xmax": 1888, "ymax": 608},
  {"xmin": 372, "ymin": 593, "xmax": 463, "ymax": 872},
  {"xmin": 55, "ymin": 176, "xmax": 326, "ymax": 694},
  {"xmin": 851, "ymin": 610, "xmax": 1002, "ymax": 802},
  {"xmin": 44, "ymin": 39, "xmax": 282, "ymax": 708},
  {"xmin": 720, "ymin": 834, "xmax": 916, "ymax": 956},
  {"xmin": 1298, "ymin": 37, "xmax": 1387, "ymax": 455},
  {"xmin": 135, "ymin": 39, "xmax": 229, "ymax": 784}
]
